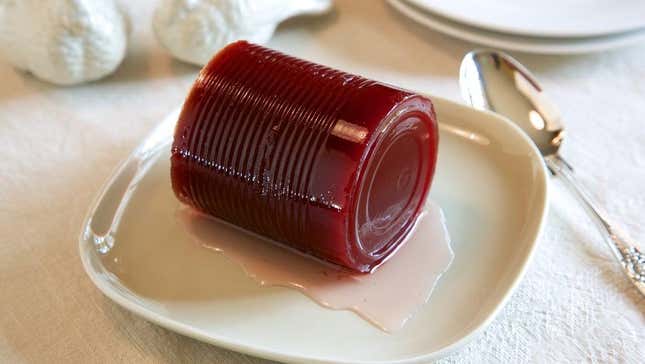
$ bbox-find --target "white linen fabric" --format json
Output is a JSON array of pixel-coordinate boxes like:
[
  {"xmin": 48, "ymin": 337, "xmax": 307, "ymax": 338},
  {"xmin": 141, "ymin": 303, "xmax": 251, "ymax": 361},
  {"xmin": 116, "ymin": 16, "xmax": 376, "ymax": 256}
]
[{"xmin": 1, "ymin": 1, "xmax": 643, "ymax": 363}]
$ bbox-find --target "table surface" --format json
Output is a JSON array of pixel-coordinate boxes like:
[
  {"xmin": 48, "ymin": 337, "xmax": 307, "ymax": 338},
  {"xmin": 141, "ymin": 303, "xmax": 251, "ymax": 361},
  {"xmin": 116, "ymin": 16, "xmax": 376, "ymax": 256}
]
[{"xmin": 1, "ymin": 1, "xmax": 643, "ymax": 363}]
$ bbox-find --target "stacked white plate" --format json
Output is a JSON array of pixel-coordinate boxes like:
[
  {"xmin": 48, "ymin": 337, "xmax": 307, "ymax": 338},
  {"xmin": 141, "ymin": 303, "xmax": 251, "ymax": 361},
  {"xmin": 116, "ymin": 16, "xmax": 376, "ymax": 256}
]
[{"xmin": 388, "ymin": 0, "xmax": 645, "ymax": 54}]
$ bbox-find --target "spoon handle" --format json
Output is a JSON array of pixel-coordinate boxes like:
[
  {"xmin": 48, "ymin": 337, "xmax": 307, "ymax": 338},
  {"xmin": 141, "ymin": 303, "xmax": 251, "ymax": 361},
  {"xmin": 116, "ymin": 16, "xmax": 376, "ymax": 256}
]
[{"xmin": 545, "ymin": 155, "xmax": 645, "ymax": 296}]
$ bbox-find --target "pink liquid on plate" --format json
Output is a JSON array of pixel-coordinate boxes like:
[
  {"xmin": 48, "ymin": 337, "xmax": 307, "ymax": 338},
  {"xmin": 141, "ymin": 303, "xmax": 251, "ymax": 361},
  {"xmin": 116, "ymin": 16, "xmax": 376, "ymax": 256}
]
[{"xmin": 177, "ymin": 201, "xmax": 453, "ymax": 332}]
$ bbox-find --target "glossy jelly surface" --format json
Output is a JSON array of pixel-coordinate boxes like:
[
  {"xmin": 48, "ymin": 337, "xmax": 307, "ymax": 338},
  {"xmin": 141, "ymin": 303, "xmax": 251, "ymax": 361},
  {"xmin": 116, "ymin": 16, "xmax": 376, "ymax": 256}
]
[{"xmin": 171, "ymin": 41, "xmax": 438, "ymax": 272}]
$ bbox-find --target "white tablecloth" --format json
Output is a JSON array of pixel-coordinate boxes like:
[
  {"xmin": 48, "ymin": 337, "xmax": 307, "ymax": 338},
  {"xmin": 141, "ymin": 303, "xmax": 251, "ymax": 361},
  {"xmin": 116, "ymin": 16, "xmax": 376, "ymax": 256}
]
[{"xmin": 1, "ymin": 1, "xmax": 643, "ymax": 363}]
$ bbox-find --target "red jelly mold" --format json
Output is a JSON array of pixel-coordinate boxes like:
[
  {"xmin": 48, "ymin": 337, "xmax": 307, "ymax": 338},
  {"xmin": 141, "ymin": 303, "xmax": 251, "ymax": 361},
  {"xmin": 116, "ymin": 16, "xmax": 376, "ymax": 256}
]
[{"xmin": 171, "ymin": 41, "xmax": 438, "ymax": 273}]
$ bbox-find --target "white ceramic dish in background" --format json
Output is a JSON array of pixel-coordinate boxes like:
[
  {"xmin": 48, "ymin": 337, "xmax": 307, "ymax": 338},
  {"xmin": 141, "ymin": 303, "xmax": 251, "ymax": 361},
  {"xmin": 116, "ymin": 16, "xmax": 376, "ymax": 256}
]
[
  {"xmin": 79, "ymin": 96, "xmax": 549, "ymax": 364},
  {"xmin": 390, "ymin": 0, "xmax": 645, "ymax": 55},
  {"xmin": 407, "ymin": 0, "xmax": 645, "ymax": 38}
]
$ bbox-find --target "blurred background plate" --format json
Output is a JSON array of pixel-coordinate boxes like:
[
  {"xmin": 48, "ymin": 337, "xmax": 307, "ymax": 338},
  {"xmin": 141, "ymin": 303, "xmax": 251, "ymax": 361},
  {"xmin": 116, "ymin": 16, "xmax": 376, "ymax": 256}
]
[
  {"xmin": 407, "ymin": 0, "xmax": 645, "ymax": 38},
  {"xmin": 390, "ymin": 0, "xmax": 645, "ymax": 54}
]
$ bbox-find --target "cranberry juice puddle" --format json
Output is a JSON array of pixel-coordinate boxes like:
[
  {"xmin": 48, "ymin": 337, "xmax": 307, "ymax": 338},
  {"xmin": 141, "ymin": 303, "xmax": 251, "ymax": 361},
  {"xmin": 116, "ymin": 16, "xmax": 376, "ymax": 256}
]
[{"xmin": 177, "ymin": 201, "xmax": 453, "ymax": 332}]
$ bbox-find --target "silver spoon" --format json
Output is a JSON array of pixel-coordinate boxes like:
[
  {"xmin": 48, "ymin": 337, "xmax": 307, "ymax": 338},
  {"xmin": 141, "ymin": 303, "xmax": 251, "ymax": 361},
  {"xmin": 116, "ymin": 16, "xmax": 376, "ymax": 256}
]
[{"xmin": 459, "ymin": 50, "xmax": 644, "ymax": 296}]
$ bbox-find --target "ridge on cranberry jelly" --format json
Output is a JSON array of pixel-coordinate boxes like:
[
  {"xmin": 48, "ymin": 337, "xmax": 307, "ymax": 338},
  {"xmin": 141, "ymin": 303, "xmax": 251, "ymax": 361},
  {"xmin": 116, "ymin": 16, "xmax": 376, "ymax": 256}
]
[{"xmin": 171, "ymin": 41, "xmax": 439, "ymax": 273}]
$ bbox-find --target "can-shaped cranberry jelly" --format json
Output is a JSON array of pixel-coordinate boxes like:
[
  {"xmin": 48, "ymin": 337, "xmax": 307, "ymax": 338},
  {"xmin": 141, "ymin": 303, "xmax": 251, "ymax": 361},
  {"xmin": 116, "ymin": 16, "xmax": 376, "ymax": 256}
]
[{"xmin": 171, "ymin": 41, "xmax": 438, "ymax": 273}]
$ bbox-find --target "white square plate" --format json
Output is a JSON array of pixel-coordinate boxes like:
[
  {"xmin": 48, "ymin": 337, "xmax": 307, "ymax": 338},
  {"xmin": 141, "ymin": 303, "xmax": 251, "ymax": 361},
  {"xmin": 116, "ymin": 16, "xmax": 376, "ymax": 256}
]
[{"xmin": 80, "ymin": 96, "xmax": 548, "ymax": 363}]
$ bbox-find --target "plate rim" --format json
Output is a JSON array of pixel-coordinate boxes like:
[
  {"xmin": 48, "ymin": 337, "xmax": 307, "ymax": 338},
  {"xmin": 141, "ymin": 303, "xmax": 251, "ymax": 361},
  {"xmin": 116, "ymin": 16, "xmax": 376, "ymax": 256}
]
[
  {"xmin": 406, "ymin": 0, "xmax": 645, "ymax": 38},
  {"xmin": 389, "ymin": 0, "xmax": 645, "ymax": 54},
  {"xmin": 79, "ymin": 95, "xmax": 550, "ymax": 364}
]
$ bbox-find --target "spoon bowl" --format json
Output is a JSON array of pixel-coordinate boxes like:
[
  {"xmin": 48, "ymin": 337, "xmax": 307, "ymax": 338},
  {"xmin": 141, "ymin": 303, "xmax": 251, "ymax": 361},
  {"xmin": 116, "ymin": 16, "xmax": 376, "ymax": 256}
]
[{"xmin": 459, "ymin": 50, "xmax": 565, "ymax": 157}]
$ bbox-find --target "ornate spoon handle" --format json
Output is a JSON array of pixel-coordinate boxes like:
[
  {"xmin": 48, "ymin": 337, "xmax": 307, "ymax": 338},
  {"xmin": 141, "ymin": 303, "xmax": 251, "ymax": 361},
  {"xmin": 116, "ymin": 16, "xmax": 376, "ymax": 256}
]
[{"xmin": 545, "ymin": 154, "xmax": 644, "ymax": 296}]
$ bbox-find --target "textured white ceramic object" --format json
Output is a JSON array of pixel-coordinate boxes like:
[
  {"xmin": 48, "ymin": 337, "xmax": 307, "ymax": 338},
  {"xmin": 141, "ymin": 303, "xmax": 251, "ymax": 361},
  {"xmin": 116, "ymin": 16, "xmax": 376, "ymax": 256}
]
[
  {"xmin": 0, "ymin": 0, "xmax": 128, "ymax": 85},
  {"xmin": 153, "ymin": 0, "xmax": 333, "ymax": 65}
]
